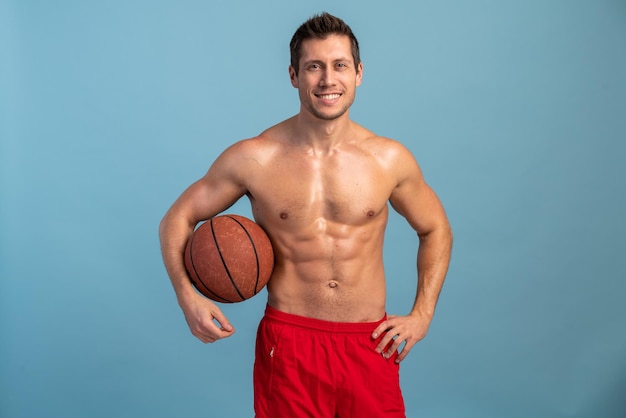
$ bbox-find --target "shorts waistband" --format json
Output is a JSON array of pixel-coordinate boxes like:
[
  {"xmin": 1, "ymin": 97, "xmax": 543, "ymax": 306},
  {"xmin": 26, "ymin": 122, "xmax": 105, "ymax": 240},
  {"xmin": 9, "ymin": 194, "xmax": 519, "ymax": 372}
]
[{"xmin": 263, "ymin": 304, "xmax": 386, "ymax": 334}]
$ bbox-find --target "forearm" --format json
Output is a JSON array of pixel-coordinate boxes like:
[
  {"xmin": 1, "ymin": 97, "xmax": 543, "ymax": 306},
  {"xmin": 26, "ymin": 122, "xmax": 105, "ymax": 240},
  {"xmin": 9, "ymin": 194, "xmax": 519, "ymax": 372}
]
[
  {"xmin": 373, "ymin": 224, "xmax": 452, "ymax": 361},
  {"xmin": 159, "ymin": 210, "xmax": 236, "ymax": 341},
  {"xmin": 411, "ymin": 225, "xmax": 453, "ymax": 320},
  {"xmin": 159, "ymin": 213, "xmax": 198, "ymax": 304}
]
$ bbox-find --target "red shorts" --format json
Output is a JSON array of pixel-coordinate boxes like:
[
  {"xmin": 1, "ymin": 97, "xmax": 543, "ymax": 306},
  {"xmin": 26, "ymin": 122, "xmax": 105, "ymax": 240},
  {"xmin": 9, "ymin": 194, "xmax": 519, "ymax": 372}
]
[{"xmin": 254, "ymin": 305, "xmax": 405, "ymax": 418}]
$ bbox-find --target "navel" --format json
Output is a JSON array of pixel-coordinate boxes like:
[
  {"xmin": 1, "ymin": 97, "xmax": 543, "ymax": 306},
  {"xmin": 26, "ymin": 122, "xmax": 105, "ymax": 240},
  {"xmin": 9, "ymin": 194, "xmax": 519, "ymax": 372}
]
[{"xmin": 328, "ymin": 281, "xmax": 338, "ymax": 288}]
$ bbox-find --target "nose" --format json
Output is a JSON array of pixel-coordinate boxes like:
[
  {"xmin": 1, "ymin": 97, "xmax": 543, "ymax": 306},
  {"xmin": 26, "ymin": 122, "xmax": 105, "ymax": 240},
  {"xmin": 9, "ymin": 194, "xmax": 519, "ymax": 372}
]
[{"xmin": 320, "ymin": 68, "xmax": 336, "ymax": 87}]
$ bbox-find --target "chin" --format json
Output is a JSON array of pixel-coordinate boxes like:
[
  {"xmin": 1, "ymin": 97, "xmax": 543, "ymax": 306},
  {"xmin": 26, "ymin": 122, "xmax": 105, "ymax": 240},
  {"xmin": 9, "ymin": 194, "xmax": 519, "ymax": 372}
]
[{"xmin": 310, "ymin": 106, "xmax": 350, "ymax": 121}]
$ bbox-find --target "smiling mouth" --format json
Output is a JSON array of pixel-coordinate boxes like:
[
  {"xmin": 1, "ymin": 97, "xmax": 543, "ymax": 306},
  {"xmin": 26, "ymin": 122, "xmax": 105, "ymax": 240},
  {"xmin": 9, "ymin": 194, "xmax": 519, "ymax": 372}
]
[{"xmin": 316, "ymin": 93, "xmax": 342, "ymax": 100}]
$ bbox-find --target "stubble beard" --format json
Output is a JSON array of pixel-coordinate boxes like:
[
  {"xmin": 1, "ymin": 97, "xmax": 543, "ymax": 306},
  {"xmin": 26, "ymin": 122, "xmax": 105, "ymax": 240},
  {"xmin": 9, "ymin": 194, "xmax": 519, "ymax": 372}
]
[{"xmin": 302, "ymin": 91, "xmax": 356, "ymax": 121}]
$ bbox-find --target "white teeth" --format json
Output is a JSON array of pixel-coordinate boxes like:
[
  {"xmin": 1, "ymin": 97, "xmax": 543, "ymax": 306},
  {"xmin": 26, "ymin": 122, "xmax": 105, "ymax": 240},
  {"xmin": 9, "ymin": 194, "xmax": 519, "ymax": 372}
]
[{"xmin": 318, "ymin": 94, "xmax": 340, "ymax": 100}]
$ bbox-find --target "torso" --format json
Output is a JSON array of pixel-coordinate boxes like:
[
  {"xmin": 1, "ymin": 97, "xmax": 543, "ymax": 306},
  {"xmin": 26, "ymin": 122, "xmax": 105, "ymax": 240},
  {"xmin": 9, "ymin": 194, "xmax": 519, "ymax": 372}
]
[{"xmin": 234, "ymin": 118, "xmax": 402, "ymax": 322}]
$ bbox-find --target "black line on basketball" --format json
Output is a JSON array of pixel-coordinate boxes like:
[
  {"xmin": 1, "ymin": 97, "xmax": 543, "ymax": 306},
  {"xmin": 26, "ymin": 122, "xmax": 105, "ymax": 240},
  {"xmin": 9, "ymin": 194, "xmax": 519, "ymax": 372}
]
[
  {"xmin": 226, "ymin": 215, "xmax": 262, "ymax": 294},
  {"xmin": 188, "ymin": 232, "xmax": 233, "ymax": 303},
  {"xmin": 210, "ymin": 217, "xmax": 245, "ymax": 301}
]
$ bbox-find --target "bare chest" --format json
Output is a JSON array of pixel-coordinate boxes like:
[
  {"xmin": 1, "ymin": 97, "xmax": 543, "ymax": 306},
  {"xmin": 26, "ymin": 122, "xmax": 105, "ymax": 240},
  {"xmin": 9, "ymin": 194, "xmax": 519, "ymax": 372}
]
[{"xmin": 248, "ymin": 152, "xmax": 395, "ymax": 225}]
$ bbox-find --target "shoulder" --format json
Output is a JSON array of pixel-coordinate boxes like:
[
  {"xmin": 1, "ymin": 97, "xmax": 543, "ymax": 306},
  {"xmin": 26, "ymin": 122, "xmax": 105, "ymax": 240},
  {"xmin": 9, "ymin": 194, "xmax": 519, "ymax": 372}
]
[
  {"xmin": 226, "ymin": 118, "xmax": 293, "ymax": 156},
  {"xmin": 369, "ymin": 139, "xmax": 427, "ymax": 205},
  {"xmin": 214, "ymin": 129, "xmax": 283, "ymax": 169},
  {"xmin": 357, "ymin": 131, "xmax": 421, "ymax": 176},
  {"xmin": 372, "ymin": 136, "xmax": 414, "ymax": 159},
  {"xmin": 350, "ymin": 122, "xmax": 413, "ymax": 158},
  {"xmin": 221, "ymin": 134, "xmax": 276, "ymax": 156},
  {"xmin": 208, "ymin": 118, "xmax": 295, "ymax": 180}
]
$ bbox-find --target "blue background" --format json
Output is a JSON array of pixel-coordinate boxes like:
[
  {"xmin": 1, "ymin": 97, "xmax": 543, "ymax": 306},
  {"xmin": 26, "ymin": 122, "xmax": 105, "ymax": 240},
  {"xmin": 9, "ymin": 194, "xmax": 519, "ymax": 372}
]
[{"xmin": 2, "ymin": 1, "xmax": 625, "ymax": 417}]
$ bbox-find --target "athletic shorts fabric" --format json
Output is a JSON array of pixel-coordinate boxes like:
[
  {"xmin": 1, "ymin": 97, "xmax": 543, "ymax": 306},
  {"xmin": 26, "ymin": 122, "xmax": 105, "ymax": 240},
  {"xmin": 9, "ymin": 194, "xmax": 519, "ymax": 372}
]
[{"xmin": 253, "ymin": 304, "xmax": 406, "ymax": 418}]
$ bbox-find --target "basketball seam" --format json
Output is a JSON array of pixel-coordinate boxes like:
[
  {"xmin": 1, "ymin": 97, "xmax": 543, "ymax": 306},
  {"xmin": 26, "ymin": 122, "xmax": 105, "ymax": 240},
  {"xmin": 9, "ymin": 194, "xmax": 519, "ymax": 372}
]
[
  {"xmin": 226, "ymin": 215, "xmax": 261, "ymax": 295},
  {"xmin": 189, "ymin": 233, "xmax": 233, "ymax": 303},
  {"xmin": 211, "ymin": 217, "xmax": 246, "ymax": 301},
  {"xmin": 188, "ymin": 232, "xmax": 233, "ymax": 303}
]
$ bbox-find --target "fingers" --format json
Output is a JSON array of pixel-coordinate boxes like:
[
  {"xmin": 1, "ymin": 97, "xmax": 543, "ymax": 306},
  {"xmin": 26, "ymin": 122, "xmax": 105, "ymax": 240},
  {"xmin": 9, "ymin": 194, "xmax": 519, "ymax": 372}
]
[
  {"xmin": 373, "ymin": 321, "xmax": 398, "ymax": 359},
  {"xmin": 395, "ymin": 341, "xmax": 414, "ymax": 363},
  {"xmin": 372, "ymin": 318, "xmax": 402, "ymax": 355},
  {"xmin": 184, "ymin": 302, "xmax": 235, "ymax": 344},
  {"xmin": 191, "ymin": 316, "xmax": 235, "ymax": 343},
  {"xmin": 212, "ymin": 308, "xmax": 234, "ymax": 333},
  {"xmin": 371, "ymin": 315, "xmax": 394, "ymax": 340},
  {"xmin": 371, "ymin": 316, "xmax": 424, "ymax": 363}
]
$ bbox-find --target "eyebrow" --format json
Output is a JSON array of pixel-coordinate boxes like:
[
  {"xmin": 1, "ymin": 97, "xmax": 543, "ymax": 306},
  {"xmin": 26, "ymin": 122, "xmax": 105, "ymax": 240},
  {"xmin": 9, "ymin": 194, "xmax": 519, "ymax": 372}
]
[{"xmin": 302, "ymin": 58, "xmax": 353, "ymax": 66}]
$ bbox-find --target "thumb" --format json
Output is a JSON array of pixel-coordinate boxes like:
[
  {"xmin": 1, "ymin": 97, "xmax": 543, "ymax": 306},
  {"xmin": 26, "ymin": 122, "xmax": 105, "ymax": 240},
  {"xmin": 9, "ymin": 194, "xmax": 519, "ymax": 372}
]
[{"xmin": 212, "ymin": 309, "xmax": 234, "ymax": 332}]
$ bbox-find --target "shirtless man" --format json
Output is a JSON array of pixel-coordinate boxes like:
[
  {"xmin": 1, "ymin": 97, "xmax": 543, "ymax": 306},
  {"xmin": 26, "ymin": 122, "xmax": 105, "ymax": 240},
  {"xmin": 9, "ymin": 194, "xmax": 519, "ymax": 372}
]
[{"xmin": 159, "ymin": 13, "xmax": 452, "ymax": 418}]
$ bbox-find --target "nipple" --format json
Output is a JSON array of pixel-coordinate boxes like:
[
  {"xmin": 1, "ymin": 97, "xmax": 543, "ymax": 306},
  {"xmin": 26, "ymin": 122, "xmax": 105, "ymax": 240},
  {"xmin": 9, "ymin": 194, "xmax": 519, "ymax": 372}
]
[{"xmin": 280, "ymin": 212, "xmax": 288, "ymax": 220}]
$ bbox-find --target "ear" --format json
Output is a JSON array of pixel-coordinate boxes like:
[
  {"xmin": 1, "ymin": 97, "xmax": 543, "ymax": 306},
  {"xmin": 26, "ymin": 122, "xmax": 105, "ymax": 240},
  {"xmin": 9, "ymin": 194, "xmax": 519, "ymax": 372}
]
[
  {"xmin": 355, "ymin": 62, "xmax": 363, "ymax": 87},
  {"xmin": 289, "ymin": 65, "xmax": 298, "ymax": 88}
]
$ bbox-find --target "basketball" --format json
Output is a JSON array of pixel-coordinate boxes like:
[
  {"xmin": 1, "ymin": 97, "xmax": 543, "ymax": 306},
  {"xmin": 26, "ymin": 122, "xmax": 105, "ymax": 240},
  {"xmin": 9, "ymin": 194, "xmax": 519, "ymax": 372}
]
[{"xmin": 184, "ymin": 214, "xmax": 274, "ymax": 303}]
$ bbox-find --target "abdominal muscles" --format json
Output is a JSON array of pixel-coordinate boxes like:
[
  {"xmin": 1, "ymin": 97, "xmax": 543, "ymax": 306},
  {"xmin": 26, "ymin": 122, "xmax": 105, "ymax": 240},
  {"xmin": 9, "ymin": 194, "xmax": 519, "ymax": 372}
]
[{"xmin": 265, "ymin": 209, "xmax": 389, "ymax": 322}]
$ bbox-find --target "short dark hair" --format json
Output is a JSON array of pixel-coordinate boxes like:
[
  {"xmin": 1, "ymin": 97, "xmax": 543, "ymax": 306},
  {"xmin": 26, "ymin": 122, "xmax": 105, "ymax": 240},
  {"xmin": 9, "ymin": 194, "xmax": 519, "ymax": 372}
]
[{"xmin": 289, "ymin": 12, "xmax": 361, "ymax": 74}]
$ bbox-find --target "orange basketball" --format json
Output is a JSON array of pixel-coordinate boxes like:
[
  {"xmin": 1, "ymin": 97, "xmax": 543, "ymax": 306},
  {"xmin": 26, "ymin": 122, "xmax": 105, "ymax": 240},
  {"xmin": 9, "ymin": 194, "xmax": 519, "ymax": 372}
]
[{"xmin": 184, "ymin": 214, "xmax": 274, "ymax": 303}]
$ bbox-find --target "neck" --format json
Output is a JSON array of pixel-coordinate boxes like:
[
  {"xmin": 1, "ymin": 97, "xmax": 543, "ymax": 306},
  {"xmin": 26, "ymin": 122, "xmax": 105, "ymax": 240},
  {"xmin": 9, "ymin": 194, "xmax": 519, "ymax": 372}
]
[{"xmin": 292, "ymin": 109, "xmax": 353, "ymax": 151}]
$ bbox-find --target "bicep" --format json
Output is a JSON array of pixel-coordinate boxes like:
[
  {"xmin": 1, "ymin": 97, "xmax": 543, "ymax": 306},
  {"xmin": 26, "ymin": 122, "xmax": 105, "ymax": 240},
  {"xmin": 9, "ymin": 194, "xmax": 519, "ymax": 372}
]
[
  {"xmin": 168, "ymin": 152, "xmax": 248, "ymax": 226},
  {"xmin": 176, "ymin": 176, "xmax": 245, "ymax": 225},
  {"xmin": 389, "ymin": 157, "xmax": 448, "ymax": 238}
]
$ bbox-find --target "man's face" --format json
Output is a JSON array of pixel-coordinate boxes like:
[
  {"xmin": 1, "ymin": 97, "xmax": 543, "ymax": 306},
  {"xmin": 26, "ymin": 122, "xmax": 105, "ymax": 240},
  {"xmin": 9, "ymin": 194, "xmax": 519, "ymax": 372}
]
[{"xmin": 289, "ymin": 34, "xmax": 363, "ymax": 121}]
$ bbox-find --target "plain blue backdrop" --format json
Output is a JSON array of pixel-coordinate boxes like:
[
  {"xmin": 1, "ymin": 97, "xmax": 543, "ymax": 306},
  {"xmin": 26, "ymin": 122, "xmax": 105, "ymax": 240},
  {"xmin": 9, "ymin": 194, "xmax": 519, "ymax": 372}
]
[{"xmin": 1, "ymin": 1, "xmax": 625, "ymax": 417}]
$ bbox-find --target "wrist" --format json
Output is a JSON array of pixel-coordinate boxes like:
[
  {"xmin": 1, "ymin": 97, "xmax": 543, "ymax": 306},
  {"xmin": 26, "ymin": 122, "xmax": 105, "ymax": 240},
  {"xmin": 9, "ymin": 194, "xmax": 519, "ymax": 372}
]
[
  {"xmin": 176, "ymin": 282, "xmax": 199, "ymax": 307},
  {"xmin": 410, "ymin": 305, "xmax": 434, "ymax": 322}
]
